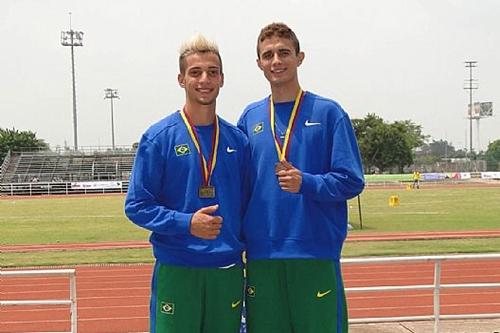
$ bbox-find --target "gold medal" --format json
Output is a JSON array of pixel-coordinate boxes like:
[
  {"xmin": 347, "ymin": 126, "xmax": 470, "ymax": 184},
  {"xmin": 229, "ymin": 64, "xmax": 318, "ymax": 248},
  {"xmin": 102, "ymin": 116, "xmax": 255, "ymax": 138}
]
[
  {"xmin": 274, "ymin": 160, "xmax": 293, "ymax": 175},
  {"xmin": 274, "ymin": 161, "xmax": 287, "ymax": 174},
  {"xmin": 198, "ymin": 185, "xmax": 216, "ymax": 199}
]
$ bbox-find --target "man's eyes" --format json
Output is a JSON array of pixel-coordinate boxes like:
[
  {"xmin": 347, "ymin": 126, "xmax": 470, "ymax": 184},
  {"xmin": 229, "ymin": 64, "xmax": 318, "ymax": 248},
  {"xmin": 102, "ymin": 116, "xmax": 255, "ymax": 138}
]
[
  {"xmin": 262, "ymin": 52, "xmax": 273, "ymax": 59},
  {"xmin": 262, "ymin": 50, "xmax": 291, "ymax": 60},
  {"xmin": 188, "ymin": 69, "xmax": 219, "ymax": 77}
]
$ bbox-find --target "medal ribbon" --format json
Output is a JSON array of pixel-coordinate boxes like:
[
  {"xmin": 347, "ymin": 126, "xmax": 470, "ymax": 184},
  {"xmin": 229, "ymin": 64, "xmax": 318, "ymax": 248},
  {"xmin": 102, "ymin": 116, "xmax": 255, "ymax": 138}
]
[
  {"xmin": 269, "ymin": 89, "xmax": 305, "ymax": 161},
  {"xmin": 180, "ymin": 109, "xmax": 219, "ymax": 186}
]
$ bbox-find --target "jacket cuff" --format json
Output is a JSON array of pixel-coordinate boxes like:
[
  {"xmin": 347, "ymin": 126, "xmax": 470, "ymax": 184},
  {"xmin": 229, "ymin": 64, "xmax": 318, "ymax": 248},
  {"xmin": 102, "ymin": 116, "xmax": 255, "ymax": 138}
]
[
  {"xmin": 173, "ymin": 212, "xmax": 193, "ymax": 235},
  {"xmin": 299, "ymin": 172, "xmax": 317, "ymax": 195}
]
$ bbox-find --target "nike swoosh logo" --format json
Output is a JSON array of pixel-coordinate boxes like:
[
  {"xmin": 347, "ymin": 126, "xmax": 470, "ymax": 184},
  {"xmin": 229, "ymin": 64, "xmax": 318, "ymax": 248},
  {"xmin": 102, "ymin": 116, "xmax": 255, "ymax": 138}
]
[
  {"xmin": 316, "ymin": 289, "xmax": 332, "ymax": 298},
  {"xmin": 226, "ymin": 147, "xmax": 237, "ymax": 153},
  {"xmin": 231, "ymin": 300, "xmax": 241, "ymax": 308},
  {"xmin": 305, "ymin": 120, "xmax": 321, "ymax": 127}
]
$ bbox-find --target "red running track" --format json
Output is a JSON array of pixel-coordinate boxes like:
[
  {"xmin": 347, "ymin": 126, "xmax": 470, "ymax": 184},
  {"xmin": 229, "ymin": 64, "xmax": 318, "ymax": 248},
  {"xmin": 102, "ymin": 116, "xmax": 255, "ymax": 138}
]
[
  {"xmin": 5, "ymin": 230, "xmax": 500, "ymax": 253},
  {"xmin": 2, "ymin": 260, "xmax": 500, "ymax": 333}
]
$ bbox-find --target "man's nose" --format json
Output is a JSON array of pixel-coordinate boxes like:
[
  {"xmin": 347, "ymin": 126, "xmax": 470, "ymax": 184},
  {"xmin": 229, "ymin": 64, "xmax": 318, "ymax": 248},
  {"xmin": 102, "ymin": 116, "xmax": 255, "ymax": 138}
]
[
  {"xmin": 272, "ymin": 53, "xmax": 282, "ymax": 64},
  {"xmin": 200, "ymin": 71, "xmax": 210, "ymax": 82}
]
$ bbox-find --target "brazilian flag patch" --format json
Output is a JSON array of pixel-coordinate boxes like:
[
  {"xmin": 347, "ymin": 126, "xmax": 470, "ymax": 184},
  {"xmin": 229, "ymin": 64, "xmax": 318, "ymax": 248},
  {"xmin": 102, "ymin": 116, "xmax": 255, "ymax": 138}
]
[
  {"xmin": 174, "ymin": 144, "xmax": 191, "ymax": 156},
  {"xmin": 252, "ymin": 122, "xmax": 264, "ymax": 135},
  {"xmin": 247, "ymin": 285, "xmax": 256, "ymax": 297},
  {"xmin": 161, "ymin": 301, "xmax": 174, "ymax": 315}
]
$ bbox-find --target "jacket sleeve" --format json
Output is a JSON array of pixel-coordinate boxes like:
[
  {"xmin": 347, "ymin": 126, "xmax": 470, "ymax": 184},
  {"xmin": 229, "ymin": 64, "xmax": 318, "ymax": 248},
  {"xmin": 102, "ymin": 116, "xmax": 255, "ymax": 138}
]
[
  {"xmin": 124, "ymin": 135, "xmax": 192, "ymax": 235},
  {"xmin": 299, "ymin": 114, "xmax": 365, "ymax": 202}
]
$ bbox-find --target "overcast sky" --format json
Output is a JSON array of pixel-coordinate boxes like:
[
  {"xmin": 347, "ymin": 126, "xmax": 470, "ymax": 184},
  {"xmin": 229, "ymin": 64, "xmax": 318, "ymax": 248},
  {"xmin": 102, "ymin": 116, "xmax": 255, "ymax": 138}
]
[{"xmin": 1, "ymin": 0, "xmax": 499, "ymax": 152}]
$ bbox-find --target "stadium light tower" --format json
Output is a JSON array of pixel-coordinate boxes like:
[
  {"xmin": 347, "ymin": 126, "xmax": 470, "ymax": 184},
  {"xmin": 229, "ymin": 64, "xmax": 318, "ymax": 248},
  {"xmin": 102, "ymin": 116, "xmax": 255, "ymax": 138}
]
[
  {"xmin": 61, "ymin": 12, "xmax": 84, "ymax": 150},
  {"xmin": 104, "ymin": 89, "xmax": 119, "ymax": 150},
  {"xmin": 464, "ymin": 61, "xmax": 477, "ymax": 157}
]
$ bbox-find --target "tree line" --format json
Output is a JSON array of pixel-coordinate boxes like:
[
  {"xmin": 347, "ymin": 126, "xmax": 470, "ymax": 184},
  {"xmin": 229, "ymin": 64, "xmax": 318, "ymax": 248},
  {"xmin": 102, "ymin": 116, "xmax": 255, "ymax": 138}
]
[
  {"xmin": 0, "ymin": 128, "xmax": 48, "ymax": 163},
  {"xmin": 352, "ymin": 114, "xmax": 500, "ymax": 173}
]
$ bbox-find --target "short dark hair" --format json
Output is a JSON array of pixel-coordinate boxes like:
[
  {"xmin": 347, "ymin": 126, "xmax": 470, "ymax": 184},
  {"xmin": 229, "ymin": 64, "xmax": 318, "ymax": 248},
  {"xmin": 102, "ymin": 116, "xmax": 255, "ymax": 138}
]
[{"xmin": 257, "ymin": 22, "xmax": 300, "ymax": 58}]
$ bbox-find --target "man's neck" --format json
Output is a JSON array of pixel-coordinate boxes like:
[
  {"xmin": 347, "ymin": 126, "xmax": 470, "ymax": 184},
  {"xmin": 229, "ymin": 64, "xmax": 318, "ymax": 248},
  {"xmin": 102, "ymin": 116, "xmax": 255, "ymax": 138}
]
[
  {"xmin": 270, "ymin": 81, "xmax": 302, "ymax": 103},
  {"xmin": 184, "ymin": 102, "xmax": 216, "ymax": 126}
]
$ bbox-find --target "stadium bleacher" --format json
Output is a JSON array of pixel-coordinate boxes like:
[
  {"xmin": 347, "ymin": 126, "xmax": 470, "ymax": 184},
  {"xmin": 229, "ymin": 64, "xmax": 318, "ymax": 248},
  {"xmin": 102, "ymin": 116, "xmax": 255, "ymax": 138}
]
[
  {"xmin": 0, "ymin": 150, "xmax": 134, "ymax": 183},
  {"xmin": 0, "ymin": 149, "xmax": 135, "ymax": 195}
]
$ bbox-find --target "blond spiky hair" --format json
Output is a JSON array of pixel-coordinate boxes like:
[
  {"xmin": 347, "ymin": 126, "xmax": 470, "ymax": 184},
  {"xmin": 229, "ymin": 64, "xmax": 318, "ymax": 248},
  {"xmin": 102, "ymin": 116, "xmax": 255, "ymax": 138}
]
[{"xmin": 178, "ymin": 33, "xmax": 223, "ymax": 74}]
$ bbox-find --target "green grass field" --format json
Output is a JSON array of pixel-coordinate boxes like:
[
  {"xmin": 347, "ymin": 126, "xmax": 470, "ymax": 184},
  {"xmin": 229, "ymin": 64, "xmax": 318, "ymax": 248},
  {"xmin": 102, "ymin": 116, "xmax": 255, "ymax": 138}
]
[
  {"xmin": 1, "ymin": 195, "xmax": 148, "ymax": 245},
  {"xmin": 349, "ymin": 186, "xmax": 500, "ymax": 232},
  {"xmin": 1, "ymin": 186, "xmax": 499, "ymax": 267},
  {"xmin": 364, "ymin": 174, "xmax": 412, "ymax": 183}
]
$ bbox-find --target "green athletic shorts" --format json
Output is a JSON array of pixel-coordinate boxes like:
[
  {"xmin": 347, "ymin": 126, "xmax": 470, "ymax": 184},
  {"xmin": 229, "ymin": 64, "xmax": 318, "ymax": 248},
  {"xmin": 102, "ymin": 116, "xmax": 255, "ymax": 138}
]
[
  {"xmin": 245, "ymin": 259, "xmax": 348, "ymax": 333},
  {"xmin": 151, "ymin": 262, "xmax": 244, "ymax": 333}
]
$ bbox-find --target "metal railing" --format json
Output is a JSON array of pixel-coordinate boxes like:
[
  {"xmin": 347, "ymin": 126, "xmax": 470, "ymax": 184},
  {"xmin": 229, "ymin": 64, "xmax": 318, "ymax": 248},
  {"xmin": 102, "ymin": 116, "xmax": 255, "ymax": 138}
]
[
  {"xmin": 342, "ymin": 253, "xmax": 500, "ymax": 333},
  {"xmin": 12, "ymin": 145, "xmax": 135, "ymax": 154},
  {"xmin": 0, "ymin": 149, "xmax": 11, "ymax": 181},
  {"xmin": 0, "ymin": 269, "xmax": 77, "ymax": 333},
  {"xmin": 0, "ymin": 180, "xmax": 128, "ymax": 196},
  {"xmin": 1, "ymin": 255, "xmax": 499, "ymax": 333}
]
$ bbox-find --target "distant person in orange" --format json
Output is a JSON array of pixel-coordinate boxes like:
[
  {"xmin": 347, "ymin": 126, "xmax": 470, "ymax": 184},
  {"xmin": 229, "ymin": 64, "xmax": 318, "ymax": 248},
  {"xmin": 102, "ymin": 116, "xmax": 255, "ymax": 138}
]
[{"xmin": 412, "ymin": 171, "xmax": 421, "ymax": 189}]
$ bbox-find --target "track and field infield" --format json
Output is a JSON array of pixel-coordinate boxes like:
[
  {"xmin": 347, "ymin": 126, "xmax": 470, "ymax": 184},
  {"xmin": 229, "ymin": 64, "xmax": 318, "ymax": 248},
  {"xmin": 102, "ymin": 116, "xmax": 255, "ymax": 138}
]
[{"xmin": 2, "ymin": 183, "xmax": 500, "ymax": 267}]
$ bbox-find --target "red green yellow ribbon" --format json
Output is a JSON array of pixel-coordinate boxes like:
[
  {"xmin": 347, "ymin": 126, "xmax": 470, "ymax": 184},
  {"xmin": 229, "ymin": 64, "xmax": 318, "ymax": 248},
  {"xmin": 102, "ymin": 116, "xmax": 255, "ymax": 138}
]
[
  {"xmin": 180, "ymin": 109, "xmax": 219, "ymax": 185},
  {"xmin": 269, "ymin": 89, "xmax": 305, "ymax": 161}
]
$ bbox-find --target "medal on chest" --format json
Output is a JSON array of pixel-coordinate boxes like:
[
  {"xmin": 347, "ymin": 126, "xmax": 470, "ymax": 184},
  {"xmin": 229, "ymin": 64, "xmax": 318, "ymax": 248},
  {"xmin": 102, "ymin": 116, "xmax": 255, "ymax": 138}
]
[
  {"xmin": 270, "ymin": 89, "xmax": 305, "ymax": 173},
  {"xmin": 180, "ymin": 109, "xmax": 219, "ymax": 198}
]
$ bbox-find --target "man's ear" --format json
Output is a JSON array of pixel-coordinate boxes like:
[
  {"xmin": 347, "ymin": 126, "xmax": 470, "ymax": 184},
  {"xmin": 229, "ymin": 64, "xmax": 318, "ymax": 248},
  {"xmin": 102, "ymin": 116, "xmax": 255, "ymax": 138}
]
[
  {"xmin": 178, "ymin": 73, "xmax": 185, "ymax": 87},
  {"xmin": 297, "ymin": 52, "xmax": 305, "ymax": 66},
  {"xmin": 220, "ymin": 73, "xmax": 224, "ymax": 88},
  {"xmin": 256, "ymin": 58, "xmax": 264, "ymax": 71}
]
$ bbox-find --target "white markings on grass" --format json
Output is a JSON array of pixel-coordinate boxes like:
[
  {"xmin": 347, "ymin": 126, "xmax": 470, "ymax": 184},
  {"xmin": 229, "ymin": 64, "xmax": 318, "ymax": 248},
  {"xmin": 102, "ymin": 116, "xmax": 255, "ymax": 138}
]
[
  {"xmin": 0, "ymin": 215, "xmax": 122, "ymax": 220},
  {"xmin": 366, "ymin": 211, "xmax": 445, "ymax": 215}
]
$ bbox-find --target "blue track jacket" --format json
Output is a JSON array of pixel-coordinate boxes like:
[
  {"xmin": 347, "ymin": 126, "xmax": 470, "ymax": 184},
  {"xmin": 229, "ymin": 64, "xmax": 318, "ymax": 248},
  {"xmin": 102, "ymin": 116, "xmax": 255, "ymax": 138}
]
[
  {"xmin": 125, "ymin": 111, "xmax": 249, "ymax": 267},
  {"xmin": 237, "ymin": 91, "xmax": 365, "ymax": 261}
]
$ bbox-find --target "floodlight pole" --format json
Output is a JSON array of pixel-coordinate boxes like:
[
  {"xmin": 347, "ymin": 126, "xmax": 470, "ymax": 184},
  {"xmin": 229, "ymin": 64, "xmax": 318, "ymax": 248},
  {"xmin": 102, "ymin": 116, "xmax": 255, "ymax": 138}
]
[
  {"xmin": 464, "ymin": 61, "xmax": 477, "ymax": 159},
  {"xmin": 61, "ymin": 13, "xmax": 84, "ymax": 151},
  {"xmin": 104, "ymin": 89, "xmax": 119, "ymax": 150}
]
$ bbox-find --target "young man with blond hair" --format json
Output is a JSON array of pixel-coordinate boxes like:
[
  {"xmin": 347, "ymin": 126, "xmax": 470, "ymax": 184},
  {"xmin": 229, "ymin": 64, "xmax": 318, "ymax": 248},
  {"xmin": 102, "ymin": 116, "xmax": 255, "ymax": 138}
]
[
  {"xmin": 126, "ymin": 34, "xmax": 249, "ymax": 333},
  {"xmin": 238, "ymin": 23, "xmax": 365, "ymax": 332}
]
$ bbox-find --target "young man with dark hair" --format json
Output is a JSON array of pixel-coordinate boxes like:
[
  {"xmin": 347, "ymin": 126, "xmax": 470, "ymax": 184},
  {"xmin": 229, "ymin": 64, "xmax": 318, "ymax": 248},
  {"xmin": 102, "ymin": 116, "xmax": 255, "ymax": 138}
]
[
  {"xmin": 126, "ymin": 34, "xmax": 249, "ymax": 333},
  {"xmin": 238, "ymin": 22, "xmax": 365, "ymax": 333}
]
